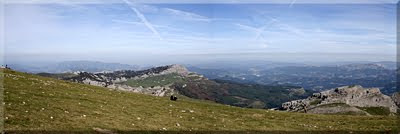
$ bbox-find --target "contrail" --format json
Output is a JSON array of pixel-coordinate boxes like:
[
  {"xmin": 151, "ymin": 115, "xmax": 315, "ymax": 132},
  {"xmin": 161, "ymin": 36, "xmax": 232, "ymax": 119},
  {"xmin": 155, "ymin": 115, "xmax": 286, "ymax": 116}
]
[
  {"xmin": 122, "ymin": 0, "xmax": 162, "ymax": 40},
  {"xmin": 255, "ymin": 19, "xmax": 277, "ymax": 40},
  {"xmin": 236, "ymin": 23, "xmax": 269, "ymax": 47}
]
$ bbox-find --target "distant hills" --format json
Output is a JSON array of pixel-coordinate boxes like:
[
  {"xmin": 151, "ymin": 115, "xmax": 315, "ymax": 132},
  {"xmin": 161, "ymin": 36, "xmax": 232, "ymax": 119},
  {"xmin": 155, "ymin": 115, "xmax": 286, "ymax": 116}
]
[
  {"xmin": 188, "ymin": 62, "xmax": 397, "ymax": 95},
  {"xmin": 8, "ymin": 61, "xmax": 140, "ymax": 73}
]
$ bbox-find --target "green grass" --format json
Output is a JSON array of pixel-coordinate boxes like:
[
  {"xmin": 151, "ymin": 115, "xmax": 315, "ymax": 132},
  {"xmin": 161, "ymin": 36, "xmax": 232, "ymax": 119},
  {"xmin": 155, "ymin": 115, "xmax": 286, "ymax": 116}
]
[
  {"xmin": 2, "ymin": 69, "xmax": 399, "ymax": 132},
  {"xmin": 317, "ymin": 103, "xmax": 351, "ymax": 108},
  {"xmin": 121, "ymin": 73, "xmax": 184, "ymax": 88},
  {"xmin": 36, "ymin": 72, "xmax": 78, "ymax": 79},
  {"xmin": 357, "ymin": 107, "xmax": 391, "ymax": 116}
]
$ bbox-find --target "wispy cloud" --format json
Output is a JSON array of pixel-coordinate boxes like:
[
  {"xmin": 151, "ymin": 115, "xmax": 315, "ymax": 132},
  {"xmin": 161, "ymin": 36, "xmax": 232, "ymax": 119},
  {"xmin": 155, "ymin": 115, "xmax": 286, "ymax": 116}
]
[
  {"xmin": 122, "ymin": 0, "xmax": 162, "ymax": 40},
  {"xmin": 163, "ymin": 8, "xmax": 211, "ymax": 22},
  {"xmin": 289, "ymin": 0, "xmax": 297, "ymax": 8},
  {"xmin": 5, "ymin": 3, "xmax": 396, "ymax": 64},
  {"xmin": 111, "ymin": 19, "xmax": 184, "ymax": 32},
  {"xmin": 235, "ymin": 23, "xmax": 271, "ymax": 48},
  {"xmin": 111, "ymin": 19, "xmax": 143, "ymax": 25}
]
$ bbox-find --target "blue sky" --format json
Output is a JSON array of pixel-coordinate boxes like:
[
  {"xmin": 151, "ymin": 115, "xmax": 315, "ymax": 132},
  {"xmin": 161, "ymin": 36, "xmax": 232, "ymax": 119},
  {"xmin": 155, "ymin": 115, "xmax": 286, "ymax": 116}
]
[{"xmin": 3, "ymin": 1, "xmax": 397, "ymax": 65}]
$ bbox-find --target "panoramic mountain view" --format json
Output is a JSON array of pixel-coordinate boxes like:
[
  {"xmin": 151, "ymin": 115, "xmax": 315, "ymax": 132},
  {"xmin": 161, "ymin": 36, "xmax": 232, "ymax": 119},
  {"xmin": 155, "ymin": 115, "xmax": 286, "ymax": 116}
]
[{"xmin": 1, "ymin": 0, "xmax": 399, "ymax": 133}]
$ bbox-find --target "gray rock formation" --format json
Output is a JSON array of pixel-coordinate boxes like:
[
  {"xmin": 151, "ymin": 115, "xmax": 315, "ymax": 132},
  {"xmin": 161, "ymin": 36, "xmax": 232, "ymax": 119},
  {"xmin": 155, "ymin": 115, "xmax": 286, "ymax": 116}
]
[
  {"xmin": 392, "ymin": 92, "xmax": 400, "ymax": 107},
  {"xmin": 281, "ymin": 85, "xmax": 398, "ymax": 114}
]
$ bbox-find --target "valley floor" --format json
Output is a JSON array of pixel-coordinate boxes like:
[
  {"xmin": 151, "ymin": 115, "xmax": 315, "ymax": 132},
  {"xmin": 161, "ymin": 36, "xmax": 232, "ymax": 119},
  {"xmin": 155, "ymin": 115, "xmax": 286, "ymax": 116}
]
[{"xmin": 1, "ymin": 69, "xmax": 399, "ymax": 133}]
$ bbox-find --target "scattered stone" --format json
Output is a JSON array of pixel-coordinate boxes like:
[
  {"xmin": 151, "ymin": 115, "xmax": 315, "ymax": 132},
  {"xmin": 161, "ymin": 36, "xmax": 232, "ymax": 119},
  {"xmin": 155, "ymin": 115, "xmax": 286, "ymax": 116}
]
[
  {"xmin": 137, "ymin": 117, "xmax": 141, "ymax": 120},
  {"xmin": 92, "ymin": 127, "xmax": 115, "ymax": 134},
  {"xmin": 176, "ymin": 123, "xmax": 180, "ymax": 127},
  {"xmin": 50, "ymin": 116, "xmax": 53, "ymax": 119}
]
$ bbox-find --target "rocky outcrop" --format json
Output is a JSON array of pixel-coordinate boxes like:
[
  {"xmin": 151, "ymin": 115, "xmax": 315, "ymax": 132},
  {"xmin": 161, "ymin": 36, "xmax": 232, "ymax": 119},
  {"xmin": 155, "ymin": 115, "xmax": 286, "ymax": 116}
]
[
  {"xmin": 392, "ymin": 92, "xmax": 400, "ymax": 107},
  {"xmin": 108, "ymin": 84, "xmax": 175, "ymax": 97},
  {"xmin": 281, "ymin": 85, "xmax": 398, "ymax": 114}
]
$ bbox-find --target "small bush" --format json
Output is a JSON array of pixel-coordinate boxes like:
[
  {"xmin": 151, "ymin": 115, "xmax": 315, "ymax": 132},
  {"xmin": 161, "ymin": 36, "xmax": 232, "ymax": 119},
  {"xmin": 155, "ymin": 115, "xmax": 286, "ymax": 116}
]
[{"xmin": 310, "ymin": 99, "xmax": 322, "ymax": 105}]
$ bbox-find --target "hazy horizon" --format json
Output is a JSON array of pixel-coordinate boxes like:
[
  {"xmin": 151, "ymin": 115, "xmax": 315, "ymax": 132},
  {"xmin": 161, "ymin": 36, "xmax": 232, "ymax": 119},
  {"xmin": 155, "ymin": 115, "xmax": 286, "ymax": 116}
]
[{"xmin": 3, "ymin": 0, "xmax": 397, "ymax": 66}]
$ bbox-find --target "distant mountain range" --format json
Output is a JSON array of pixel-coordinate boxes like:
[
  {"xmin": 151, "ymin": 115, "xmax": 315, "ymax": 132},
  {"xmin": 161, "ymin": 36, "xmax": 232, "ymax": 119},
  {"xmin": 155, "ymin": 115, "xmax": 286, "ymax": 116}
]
[
  {"xmin": 8, "ymin": 61, "xmax": 140, "ymax": 73},
  {"xmin": 188, "ymin": 62, "xmax": 397, "ymax": 95},
  {"xmin": 10, "ymin": 60, "xmax": 398, "ymax": 96}
]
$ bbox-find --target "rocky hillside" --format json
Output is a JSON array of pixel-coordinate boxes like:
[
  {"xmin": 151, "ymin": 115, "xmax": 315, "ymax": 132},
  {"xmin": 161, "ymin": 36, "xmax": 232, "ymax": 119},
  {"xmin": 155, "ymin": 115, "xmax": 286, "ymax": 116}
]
[{"xmin": 281, "ymin": 85, "xmax": 398, "ymax": 115}]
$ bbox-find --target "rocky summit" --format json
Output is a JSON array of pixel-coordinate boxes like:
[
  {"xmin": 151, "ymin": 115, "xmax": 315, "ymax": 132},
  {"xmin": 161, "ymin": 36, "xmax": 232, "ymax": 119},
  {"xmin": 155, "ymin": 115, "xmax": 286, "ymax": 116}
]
[{"xmin": 281, "ymin": 85, "xmax": 398, "ymax": 115}]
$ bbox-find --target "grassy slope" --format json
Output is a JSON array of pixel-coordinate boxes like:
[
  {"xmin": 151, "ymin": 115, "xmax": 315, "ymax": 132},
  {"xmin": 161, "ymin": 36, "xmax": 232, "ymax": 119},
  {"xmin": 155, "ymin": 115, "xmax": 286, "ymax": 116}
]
[
  {"xmin": 121, "ymin": 73, "xmax": 184, "ymax": 88},
  {"xmin": 2, "ymin": 69, "xmax": 399, "ymax": 132}
]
